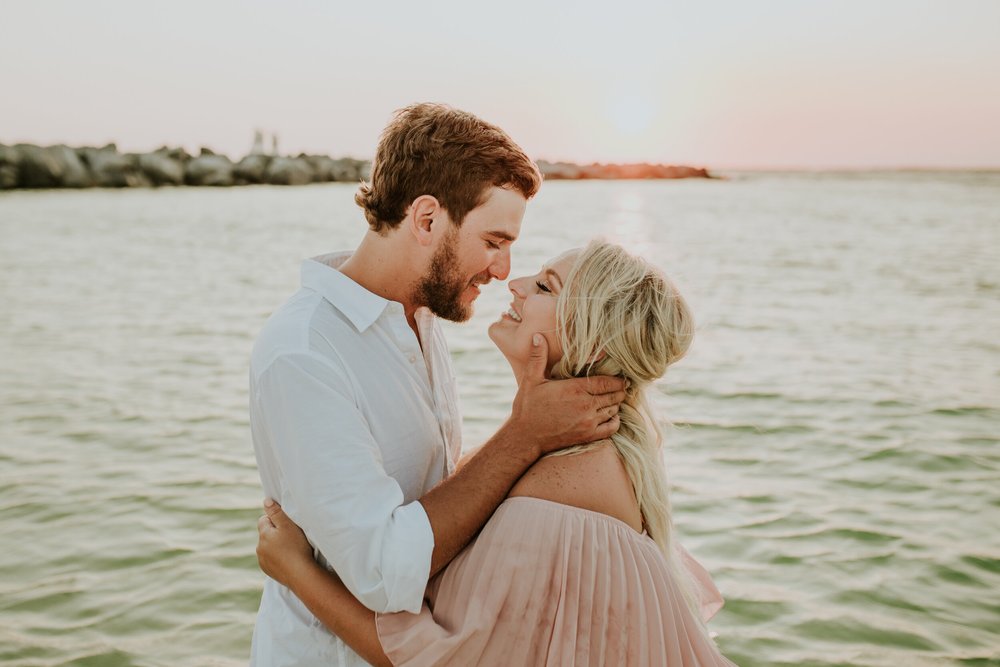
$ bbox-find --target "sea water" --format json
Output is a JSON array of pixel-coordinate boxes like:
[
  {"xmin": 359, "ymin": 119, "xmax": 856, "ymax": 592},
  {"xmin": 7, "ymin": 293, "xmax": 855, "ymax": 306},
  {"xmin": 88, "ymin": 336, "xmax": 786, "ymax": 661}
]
[{"xmin": 1, "ymin": 173, "xmax": 998, "ymax": 666}]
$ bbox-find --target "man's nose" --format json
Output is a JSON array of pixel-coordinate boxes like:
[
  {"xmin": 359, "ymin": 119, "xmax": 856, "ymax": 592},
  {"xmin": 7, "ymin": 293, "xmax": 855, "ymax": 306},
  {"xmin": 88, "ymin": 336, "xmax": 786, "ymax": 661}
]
[{"xmin": 490, "ymin": 248, "xmax": 511, "ymax": 281}]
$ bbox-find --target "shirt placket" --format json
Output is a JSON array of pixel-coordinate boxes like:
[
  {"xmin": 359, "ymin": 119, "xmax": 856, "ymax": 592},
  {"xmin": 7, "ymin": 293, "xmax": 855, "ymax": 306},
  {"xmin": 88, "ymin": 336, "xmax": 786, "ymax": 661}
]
[
  {"xmin": 416, "ymin": 314, "xmax": 459, "ymax": 474},
  {"xmin": 383, "ymin": 304, "xmax": 437, "ymax": 411}
]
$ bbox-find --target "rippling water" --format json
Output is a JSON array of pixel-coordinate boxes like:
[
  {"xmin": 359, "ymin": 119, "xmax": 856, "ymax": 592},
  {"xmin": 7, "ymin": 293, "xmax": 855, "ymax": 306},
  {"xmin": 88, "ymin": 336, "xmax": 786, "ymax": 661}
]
[{"xmin": 2, "ymin": 173, "xmax": 998, "ymax": 666}]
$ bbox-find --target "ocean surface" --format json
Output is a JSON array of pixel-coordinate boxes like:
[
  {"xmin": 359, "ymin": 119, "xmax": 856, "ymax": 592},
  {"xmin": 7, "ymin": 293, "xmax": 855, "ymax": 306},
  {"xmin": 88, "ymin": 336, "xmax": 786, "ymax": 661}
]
[{"xmin": 1, "ymin": 173, "xmax": 998, "ymax": 667}]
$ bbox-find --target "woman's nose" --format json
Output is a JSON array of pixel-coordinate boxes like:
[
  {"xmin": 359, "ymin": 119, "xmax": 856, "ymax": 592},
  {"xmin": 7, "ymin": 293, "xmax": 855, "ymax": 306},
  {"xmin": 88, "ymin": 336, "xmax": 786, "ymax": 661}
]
[{"xmin": 508, "ymin": 277, "xmax": 528, "ymax": 298}]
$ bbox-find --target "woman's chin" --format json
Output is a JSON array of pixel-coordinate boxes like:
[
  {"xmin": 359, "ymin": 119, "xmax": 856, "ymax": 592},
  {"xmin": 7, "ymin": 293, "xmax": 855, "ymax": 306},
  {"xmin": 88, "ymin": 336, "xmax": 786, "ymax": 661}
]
[
  {"xmin": 487, "ymin": 326, "xmax": 521, "ymax": 375},
  {"xmin": 487, "ymin": 321, "xmax": 501, "ymax": 346}
]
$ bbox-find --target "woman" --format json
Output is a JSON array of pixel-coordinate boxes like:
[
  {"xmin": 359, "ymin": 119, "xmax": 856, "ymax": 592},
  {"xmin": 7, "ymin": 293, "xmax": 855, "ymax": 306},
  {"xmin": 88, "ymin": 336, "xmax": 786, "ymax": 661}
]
[{"xmin": 257, "ymin": 240, "xmax": 737, "ymax": 666}]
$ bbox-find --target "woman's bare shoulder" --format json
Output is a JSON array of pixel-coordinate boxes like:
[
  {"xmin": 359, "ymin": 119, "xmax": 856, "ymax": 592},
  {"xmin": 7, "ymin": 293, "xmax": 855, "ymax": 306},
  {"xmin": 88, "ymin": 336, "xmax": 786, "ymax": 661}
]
[{"xmin": 508, "ymin": 440, "xmax": 643, "ymax": 531}]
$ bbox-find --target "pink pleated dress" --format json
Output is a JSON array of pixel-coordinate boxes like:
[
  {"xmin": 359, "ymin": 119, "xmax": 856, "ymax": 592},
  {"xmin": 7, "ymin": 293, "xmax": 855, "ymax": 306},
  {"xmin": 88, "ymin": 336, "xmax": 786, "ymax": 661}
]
[{"xmin": 376, "ymin": 497, "xmax": 737, "ymax": 666}]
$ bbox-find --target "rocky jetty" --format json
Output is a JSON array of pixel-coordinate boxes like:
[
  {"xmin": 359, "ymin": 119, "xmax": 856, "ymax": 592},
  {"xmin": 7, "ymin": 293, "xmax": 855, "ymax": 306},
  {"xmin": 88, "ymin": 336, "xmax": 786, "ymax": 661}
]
[
  {"xmin": 0, "ymin": 143, "xmax": 370, "ymax": 190},
  {"xmin": 0, "ymin": 142, "xmax": 713, "ymax": 190},
  {"xmin": 536, "ymin": 160, "xmax": 712, "ymax": 180}
]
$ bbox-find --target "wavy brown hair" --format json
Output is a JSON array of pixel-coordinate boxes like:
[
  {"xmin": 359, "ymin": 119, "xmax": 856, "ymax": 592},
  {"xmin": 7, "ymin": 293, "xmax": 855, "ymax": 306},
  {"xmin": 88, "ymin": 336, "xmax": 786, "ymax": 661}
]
[{"xmin": 355, "ymin": 103, "xmax": 542, "ymax": 233}]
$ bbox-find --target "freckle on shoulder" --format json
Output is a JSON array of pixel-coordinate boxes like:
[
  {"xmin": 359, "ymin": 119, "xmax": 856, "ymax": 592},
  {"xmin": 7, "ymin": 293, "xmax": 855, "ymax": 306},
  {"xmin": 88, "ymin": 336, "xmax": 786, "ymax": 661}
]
[{"xmin": 508, "ymin": 439, "xmax": 643, "ymax": 531}]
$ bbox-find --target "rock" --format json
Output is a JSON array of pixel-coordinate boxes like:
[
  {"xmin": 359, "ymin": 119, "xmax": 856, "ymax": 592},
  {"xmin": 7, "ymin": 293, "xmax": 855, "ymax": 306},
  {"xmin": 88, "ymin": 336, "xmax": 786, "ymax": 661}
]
[
  {"xmin": 157, "ymin": 146, "xmax": 191, "ymax": 163},
  {"xmin": 138, "ymin": 151, "xmax": 184, "ymax": 186},
  {"xmin": 124, "ymin": 154, "xmax": 153, "ymax": 187},
  {"xmin": 15, "ymin": 144, "xmax": 91, "ymax": 188},
  {"xmin": 300, "ymin": 155, "xmax": 368, "ymax": 182},
  {"xmin": 185, "ymin": 154, "xmax": 234, "ymax": 186},
  {"xmin": 79, "ymin": 146, "xmax": 142, "ymax": 187},
  {"xmin": 234, "ymin": 154, "xmax": 270, "ymax": 184},
  {"xmin": 537, "ymin": 161, "xmax": 584, "ymax": 180},
  {"xmin": 0, "ymin": 145, "xmax": 21, "ymax": 189},
  {"xmin": 0, "ymin": 165, "xmax": 17, "ymax": 189},
  {"xmin": 333, "ymin": 158, "xmax": 369, "ymax": 181},
  {"xmin": 537, "ymin": 160, "xmax": 712, "ymax": 180},
  {"xmin": 51, "ymin": 146, "xmax": 92, "ymax": 187},
  {"xmin": 265, "ymin": 156, "xmax": 313, "ymax": 185},
  {"xmin": 303, "ymin": 155, "xmax": 336, "ymax": 182}
]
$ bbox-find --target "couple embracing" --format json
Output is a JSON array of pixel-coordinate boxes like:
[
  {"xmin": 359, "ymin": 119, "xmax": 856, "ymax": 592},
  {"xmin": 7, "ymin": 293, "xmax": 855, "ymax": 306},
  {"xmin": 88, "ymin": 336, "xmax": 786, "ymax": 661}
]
[{"xmin": 249, "ymin": 103, "xmax": 736, "ymax": 666}]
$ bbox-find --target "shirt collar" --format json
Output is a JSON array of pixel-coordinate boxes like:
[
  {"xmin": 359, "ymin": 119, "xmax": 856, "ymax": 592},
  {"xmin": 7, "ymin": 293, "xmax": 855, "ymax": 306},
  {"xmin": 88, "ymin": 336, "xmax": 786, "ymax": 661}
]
[{"xmin": 301, "ymin": 252, "xmax": 391, "ymax": 333}]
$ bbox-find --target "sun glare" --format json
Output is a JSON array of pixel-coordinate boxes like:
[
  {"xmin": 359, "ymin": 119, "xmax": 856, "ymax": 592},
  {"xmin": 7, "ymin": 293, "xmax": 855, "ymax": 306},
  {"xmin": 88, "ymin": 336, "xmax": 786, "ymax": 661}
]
[{"xmin": 607, "ymin": 91, "xmax": 656, "ymax": 137}]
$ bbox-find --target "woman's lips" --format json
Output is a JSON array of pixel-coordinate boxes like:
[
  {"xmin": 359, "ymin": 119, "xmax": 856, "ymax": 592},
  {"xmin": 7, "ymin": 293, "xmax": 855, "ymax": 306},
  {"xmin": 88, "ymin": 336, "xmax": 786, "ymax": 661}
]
[{"xmin": 501, "ymin": 307, "xmax": 522, "ymax": 322}]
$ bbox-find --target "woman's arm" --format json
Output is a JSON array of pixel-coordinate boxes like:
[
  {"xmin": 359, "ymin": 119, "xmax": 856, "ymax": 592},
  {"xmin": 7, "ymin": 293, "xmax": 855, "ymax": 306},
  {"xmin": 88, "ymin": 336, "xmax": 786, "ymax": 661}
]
[{"xmin": 257, "ymin": 501, "xmax": 392, "ymax": 667}]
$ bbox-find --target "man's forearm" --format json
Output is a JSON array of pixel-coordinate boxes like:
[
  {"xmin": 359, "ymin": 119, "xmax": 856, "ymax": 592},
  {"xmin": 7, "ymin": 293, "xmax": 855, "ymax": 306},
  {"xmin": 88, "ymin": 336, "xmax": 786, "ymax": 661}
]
[{"xmin": 420, "ymin": 422, "xmax": 539, "ymax": 577}]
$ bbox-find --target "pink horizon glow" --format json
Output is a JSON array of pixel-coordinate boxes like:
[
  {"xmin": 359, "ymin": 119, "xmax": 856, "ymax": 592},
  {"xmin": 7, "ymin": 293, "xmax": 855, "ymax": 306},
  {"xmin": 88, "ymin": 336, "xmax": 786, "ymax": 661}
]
[{"xmin": 2, "ymin": 1, "xmax": 998, "ymax": 169}]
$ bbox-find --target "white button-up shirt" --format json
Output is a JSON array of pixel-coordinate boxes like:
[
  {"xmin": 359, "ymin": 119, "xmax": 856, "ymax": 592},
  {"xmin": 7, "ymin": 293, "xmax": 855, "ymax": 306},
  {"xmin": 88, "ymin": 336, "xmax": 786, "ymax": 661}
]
[{"xmin": 249, "ymin": 252, "xmax": 462, "ymax": 666}]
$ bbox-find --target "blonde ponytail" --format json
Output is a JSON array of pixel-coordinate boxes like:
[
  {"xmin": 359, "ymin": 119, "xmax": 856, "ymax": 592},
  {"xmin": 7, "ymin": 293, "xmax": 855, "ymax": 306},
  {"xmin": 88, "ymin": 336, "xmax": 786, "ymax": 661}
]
[{"xmin": 545, "ymin": 241, "xmax": 700, "ymax": 619}]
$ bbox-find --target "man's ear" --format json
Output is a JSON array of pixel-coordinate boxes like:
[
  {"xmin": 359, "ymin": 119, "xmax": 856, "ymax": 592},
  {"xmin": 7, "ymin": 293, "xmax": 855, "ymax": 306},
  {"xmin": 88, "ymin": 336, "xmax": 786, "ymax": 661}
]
[{"xmin": 407, "ymin": 195, "xmax": 440, "ymax": 247}]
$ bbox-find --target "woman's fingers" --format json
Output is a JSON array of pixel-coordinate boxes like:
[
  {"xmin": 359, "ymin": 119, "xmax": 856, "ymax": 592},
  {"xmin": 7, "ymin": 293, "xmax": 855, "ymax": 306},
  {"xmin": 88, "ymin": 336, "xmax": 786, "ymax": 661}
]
[
  {"xmin": 260, "ymin": 498, "xmax": 310, "ymax": 554},
  {"xmin": 263, "ymin": 498, "xmax": 290, "ymax": 523}
]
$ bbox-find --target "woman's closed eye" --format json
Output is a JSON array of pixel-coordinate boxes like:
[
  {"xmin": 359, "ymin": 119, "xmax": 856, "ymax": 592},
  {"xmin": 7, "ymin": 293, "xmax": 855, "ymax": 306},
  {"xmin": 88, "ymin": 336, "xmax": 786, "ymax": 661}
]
[{"xmin": 536, "ymin": 280, "xmax": 552, "ymax": 294}]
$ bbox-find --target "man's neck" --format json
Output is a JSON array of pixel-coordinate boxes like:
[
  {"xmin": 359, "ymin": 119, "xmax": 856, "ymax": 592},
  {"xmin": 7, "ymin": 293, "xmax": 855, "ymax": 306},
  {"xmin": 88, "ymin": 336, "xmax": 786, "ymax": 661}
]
[{"xmin": 339, "ymin": 230, "xmax": 423, "ymax": 333}]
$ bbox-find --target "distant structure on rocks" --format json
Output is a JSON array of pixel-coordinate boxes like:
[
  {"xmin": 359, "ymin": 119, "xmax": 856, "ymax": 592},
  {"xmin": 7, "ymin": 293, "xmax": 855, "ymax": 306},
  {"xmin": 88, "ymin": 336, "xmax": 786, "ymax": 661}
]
[
  {"xmin": 250, "ymin": 130, "xmax": 266, "ymax": 156},
  {"xmin": 249, "ymin": 129, "xmax": 280, "ymax": 157},
  {"xmin": 0, "ymin": 141, "xmax": 713, "ymax": 190}
]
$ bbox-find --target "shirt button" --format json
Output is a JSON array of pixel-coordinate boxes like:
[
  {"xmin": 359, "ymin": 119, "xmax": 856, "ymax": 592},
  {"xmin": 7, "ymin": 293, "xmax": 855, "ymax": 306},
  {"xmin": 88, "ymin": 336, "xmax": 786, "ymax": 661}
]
[{"xmin": 409, "ymin": 354, "xmax": 416, "ymax": 363}]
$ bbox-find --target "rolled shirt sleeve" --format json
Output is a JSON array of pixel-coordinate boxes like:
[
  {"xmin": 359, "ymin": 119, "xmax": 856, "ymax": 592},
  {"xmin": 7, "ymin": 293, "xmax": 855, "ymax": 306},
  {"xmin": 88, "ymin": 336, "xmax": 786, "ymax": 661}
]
[{"xmin": 255, "ymin": 350, "xmax": 434, "ymax": 614}]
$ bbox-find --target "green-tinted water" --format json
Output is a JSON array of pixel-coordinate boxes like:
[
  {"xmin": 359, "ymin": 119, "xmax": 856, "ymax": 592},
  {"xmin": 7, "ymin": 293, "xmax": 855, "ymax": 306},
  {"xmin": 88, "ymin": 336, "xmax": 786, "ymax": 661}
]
[{"xmin": 2, "ymin": 174, "xmax": 998, "ymax": 665}]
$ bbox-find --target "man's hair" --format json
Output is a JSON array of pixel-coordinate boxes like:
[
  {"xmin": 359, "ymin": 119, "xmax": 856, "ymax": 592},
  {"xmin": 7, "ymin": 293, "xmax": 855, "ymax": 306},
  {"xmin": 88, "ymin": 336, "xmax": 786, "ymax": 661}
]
[{"xmin": 355, "ymin": 103, "xmax": 542, "ymax": 233}]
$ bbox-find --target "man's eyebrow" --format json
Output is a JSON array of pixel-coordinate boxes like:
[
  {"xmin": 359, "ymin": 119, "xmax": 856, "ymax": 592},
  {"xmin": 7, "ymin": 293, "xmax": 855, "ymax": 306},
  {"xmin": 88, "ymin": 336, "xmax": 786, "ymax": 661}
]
[{"xmin": 486, "ymin": 231, "xmax": 517, "ymax": 242}]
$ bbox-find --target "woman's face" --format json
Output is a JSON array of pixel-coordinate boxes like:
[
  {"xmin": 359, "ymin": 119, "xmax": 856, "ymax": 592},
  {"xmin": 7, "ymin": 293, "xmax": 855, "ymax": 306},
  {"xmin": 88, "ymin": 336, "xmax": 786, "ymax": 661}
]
[{"xmin": 488, "ymin": 249, "xmax": 580, "ymax": 378}]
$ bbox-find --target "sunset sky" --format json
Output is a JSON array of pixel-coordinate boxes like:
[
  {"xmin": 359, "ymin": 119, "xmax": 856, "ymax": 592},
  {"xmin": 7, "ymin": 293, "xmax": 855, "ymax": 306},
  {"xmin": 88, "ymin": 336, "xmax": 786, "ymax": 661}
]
[{"xmin": 2, "ymin": 0, "xmax": 998, "ymax": 168}]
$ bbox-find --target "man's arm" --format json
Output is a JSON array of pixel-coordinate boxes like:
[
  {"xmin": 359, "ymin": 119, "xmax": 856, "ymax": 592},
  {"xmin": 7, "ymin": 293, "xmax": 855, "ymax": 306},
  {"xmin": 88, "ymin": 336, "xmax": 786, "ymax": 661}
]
[
  {"xmin": 257, "ymin": 337, "xmax": 624, "ymax": 612},
  {"xmin": 420, "ymin": 334, "xmax": 625, "ymax": 577},
  {"xmin": 256, "ymin": 351, "xmax": 436, "ymax": 614}
]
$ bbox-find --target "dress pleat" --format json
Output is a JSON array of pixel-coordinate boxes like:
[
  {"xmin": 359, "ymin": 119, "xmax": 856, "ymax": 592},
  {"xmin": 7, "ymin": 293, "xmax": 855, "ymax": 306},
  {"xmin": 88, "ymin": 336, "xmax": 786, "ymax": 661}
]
[{"xmin": 376, "ymin": 497, "xmax": 736, "ymax": 666}]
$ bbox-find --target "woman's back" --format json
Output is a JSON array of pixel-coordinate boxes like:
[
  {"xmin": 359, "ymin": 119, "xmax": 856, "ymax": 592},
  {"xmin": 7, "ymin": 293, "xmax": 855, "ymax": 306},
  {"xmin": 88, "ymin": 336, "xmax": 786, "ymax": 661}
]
[
  {"xmin": 375, "ymin": 445, "xmax": 734, "ymax": 666},
  {"xmin": 508, "ymin": 440, "xmax": 644, "ymax": 532}
]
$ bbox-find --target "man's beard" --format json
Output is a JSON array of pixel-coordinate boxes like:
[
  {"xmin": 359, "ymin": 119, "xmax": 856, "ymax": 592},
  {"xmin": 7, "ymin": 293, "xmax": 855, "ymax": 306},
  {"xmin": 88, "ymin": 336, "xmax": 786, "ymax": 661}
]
[{"xmin": 414, "ymin": 230, "xmax": 484, "ymax": 323}]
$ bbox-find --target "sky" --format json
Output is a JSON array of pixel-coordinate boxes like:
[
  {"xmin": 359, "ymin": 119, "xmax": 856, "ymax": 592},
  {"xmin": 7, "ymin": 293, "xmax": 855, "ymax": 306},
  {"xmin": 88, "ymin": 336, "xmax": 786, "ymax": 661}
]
[{"xmin": 2, "ymin": 0, "xmax": 998, "ymax": 169}]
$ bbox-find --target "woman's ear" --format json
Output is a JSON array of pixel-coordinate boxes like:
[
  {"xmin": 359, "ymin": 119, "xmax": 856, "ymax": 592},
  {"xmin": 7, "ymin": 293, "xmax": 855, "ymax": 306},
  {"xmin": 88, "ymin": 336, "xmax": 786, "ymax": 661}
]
[
  {"xmin": 407, "ymin": 195, "xmax": 440, "ymax": 247},
  {"xmin": 587, "ymin": 348, "xmax": 607, "ymax": 364}
]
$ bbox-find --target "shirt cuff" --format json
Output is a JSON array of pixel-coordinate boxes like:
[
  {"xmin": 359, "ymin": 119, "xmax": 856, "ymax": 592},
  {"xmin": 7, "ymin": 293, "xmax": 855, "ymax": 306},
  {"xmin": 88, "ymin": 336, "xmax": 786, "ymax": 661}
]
[{"xmin": 381, "ymin": 500, "xmax": 435, "ymax": 614}]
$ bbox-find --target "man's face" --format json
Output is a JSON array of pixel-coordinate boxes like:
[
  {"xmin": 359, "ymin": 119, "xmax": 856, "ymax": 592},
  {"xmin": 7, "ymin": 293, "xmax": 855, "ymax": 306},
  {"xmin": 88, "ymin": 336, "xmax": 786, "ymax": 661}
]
[{"xmin": 414, "ymin": 186, "xmax": 526, "ymax": 322}]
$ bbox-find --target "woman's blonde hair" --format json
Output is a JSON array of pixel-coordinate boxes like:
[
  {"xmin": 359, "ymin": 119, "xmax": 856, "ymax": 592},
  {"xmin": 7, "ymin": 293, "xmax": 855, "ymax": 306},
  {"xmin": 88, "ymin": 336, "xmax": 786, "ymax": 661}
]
[{"xmin": 547, "ymin": 240, "xmax": 699, "ymax": 615}]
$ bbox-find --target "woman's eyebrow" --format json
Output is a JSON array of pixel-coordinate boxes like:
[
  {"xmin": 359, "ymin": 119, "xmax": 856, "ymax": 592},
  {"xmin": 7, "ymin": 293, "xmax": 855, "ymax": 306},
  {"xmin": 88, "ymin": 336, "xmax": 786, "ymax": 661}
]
[{"xmin": 545, "ymin": 268, "xmax": 562, "ymax": 286}]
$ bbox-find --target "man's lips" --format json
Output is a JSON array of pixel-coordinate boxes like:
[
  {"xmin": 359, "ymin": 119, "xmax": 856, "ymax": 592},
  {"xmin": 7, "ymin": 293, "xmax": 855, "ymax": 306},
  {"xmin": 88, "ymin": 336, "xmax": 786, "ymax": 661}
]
[{"xmin": 467, "ymin": 276, "xmax": 490, "ymax": 298}]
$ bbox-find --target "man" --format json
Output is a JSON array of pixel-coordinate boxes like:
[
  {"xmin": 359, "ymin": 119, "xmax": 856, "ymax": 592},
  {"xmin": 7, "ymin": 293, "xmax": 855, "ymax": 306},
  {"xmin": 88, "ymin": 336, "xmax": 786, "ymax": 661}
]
[{"xmin": 249, "ymin": 103, "xmax": 625, "ymax": 665}]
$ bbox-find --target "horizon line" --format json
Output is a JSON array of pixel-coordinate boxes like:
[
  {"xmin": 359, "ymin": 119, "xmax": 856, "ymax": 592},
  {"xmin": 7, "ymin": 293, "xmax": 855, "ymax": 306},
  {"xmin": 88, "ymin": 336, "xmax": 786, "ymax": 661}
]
[{"xmin": 3, "ymin": 138, "xmax": 999, "ymax": 173}]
